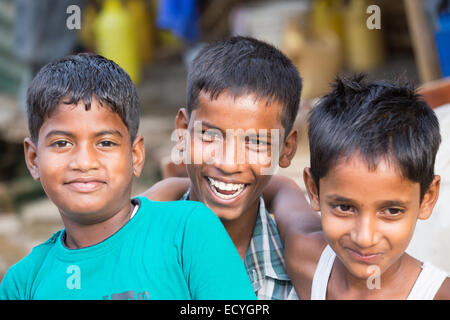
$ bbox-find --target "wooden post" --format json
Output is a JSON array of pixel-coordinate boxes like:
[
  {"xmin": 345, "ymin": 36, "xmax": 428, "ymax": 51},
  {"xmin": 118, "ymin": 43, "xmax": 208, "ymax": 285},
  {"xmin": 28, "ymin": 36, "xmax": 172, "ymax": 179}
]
[{"xmin": 404, "ymin": 0, "xmax": 441, "ymax": 83}]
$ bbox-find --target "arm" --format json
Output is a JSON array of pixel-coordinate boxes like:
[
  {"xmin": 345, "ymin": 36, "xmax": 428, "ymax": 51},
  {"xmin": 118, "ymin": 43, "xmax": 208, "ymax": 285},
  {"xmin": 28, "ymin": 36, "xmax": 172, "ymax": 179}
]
[
  {"xmin": 183, "ymin": 203, "xmax": 256, "ymax": 300},
  {"xmin": 139, "ymin": 177, "xmax": 190, "ymax": 201},
  {"xmin": 263, "ymin": 175, "xmax": 326, "ymax": 299},
  {"xmin": 263, "ymin": 175, "xmax": 321, "ymax": 241},
  {"xmin": 435, "ymin": 278, "xmax": 450, "ymax": 300}
]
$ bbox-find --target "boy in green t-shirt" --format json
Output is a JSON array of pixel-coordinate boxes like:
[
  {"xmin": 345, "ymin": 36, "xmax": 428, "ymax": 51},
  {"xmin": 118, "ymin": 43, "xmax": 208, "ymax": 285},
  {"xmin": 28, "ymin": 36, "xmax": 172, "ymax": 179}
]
[{"xmin": 0, "ymin": 53, "xmax": 255, "ymax": 300}]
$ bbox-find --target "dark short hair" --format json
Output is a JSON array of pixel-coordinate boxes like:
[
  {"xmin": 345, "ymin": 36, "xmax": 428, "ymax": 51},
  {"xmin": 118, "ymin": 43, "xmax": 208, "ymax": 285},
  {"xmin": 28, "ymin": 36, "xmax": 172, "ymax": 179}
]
[
  {"xmin": 308, "ymin": 74, "xmax": 441, "ymax": 200},
  {"xmin": 26, "ymin": 53, "xmax": 140, "ymax": 144},
  {"xmin": 186, "ymin": 36, "xmax": 302, "ymax": 136}
]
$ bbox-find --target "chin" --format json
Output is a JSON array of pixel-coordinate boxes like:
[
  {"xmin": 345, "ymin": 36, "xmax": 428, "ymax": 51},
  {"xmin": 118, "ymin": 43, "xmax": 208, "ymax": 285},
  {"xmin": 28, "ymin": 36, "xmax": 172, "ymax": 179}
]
[
  {"xmin": 350, "ymin": 264, "xmax": 376, "ymax": 280},
  {"xmin": 216, "ymin": 209, "xmax": 245, "ymax": 222},
  {"xmin": 339, "ymin": 257, "xmax": 382, "ymax": 281},
  {"xmin": 201, "ymin": 202, "xmax": 241, "ymax": 220},
  {"xmin": 65, "ymin": 204, "xmax": 105, "ymax": 217},
  {"xmin": 58, "ymin": 198, "xmax": 108, "ymax": 218}
]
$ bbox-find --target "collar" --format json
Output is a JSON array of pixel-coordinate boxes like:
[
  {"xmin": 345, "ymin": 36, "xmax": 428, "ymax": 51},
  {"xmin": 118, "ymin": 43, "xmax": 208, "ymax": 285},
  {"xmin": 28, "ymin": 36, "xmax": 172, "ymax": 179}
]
[{"xmin": 244, "ymin": 197, "xmax": 290, "ymax": 285}]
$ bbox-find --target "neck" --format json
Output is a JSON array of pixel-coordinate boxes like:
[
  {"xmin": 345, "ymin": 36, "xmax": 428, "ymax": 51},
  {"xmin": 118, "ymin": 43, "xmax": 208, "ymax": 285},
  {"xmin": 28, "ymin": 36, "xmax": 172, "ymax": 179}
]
[
  {"xmin": 61, "ymin": 201, "xmax": 134, "ymax": 249},
  {"xmin": 221, "ymin": 202, "xmax": 259, "ymax": 260},
  {"xmin": 189, "ymin": 185, "xmax": 259, "ymax": 260}
]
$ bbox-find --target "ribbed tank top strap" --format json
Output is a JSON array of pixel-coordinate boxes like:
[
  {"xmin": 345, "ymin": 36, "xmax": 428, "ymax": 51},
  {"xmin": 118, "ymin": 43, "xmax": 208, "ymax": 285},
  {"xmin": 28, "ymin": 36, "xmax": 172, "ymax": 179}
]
[
  {"xmin": 311, "ymin": 245, "xmax": 336, "ymax": 300},
  {"xmin": 407, "ymin": 262, "xmax": 448, "ymax": 300}
]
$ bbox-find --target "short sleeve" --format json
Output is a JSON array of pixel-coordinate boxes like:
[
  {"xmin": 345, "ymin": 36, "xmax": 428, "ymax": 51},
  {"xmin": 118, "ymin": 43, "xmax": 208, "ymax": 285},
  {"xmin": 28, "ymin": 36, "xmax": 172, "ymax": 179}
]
[
  {"xmin": 0, "ymin": 234, "xmax": 56, "ymax": 300},
  {"xmin": 181, "ymin": 203, "xmax": 256, "ymax": 300},
  {"xmin": 0, "ymin": 265, "xmax": 24, "ymax": 300}
]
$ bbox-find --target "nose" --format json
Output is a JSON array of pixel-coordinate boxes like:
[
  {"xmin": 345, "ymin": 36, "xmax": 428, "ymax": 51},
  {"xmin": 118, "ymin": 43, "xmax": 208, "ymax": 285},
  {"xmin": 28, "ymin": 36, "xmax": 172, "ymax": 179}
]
[
  {"xmin": 211, "ymin": 134, "xmax": 244, "ymax": 174},
  {"xmin": 68, "ymin": 142, "xmax": 100, "ymax": 172},
  {"xmin": 350, "ymin": 213, "xmax": 379, "ymax": 249}
]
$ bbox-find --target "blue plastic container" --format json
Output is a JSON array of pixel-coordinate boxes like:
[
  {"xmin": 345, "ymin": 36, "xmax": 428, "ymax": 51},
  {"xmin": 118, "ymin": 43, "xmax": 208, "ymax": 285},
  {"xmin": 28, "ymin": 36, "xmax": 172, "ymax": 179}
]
[{"xmin": 435, "ymin": 12, "xmax": 450, "ymax": 77}]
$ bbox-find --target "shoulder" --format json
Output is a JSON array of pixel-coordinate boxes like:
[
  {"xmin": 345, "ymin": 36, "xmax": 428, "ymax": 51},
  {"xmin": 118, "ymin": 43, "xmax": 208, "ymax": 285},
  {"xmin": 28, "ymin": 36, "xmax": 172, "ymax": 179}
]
[
  {"xmin": 14, "ymin": 231, "xmax": 60, "ymax": 269},
  {"xmin": 135, "ymin": 196, "xmax": 219, "ymax": 229},
  {"xmin": 136, "ymin": 196, "xmax": 209, "ymax": 217},
  {"xmin": 435, "ymin": 277, "xmax": 450, "ymax": 300},
  {"xmin": 13, "ymin": 231, "xmax": 59, "ymax": 270},
  {"xmin": 0, "ymin": 231, "xmax": 60, "ymax": 299}
]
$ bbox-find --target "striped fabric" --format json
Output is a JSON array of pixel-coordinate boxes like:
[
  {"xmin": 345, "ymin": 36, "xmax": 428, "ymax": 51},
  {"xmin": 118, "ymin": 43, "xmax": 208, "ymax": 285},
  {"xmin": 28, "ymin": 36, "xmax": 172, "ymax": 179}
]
[{"xmin": 181, "ymin": 190, "xmax": 298, "ymax": 300}]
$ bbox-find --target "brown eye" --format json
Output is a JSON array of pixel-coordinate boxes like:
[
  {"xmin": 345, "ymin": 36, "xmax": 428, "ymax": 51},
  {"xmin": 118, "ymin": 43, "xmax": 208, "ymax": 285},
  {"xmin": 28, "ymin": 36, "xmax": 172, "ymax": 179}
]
[
  {"xmin": 337, "ymin": 204, "xmax": 352, "ymax": 212},
  {"xmin": 201, "ymin": 130, "xmax": 222, "ymax": 142},
  {"xmin": 383, "ymin": 208, "xmax": 404, "ymax": 216},
  {"xmin": 98, "ymin": 141, "xmax": 115, "ymax": 147},
  {"xmin": 246, "ymin": 137, "xmax": 269, "ymax": 152},
  {"xmin": 330, "ymin": 204, "xmax": 355, "ymax": 216}
]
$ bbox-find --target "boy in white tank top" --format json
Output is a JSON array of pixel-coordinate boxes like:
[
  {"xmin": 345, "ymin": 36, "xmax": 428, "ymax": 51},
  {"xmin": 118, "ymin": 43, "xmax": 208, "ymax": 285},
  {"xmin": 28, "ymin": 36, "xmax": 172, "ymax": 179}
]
[{"xmin": 275, "ymin": 75, "xmax": 450, "ymax": 300}]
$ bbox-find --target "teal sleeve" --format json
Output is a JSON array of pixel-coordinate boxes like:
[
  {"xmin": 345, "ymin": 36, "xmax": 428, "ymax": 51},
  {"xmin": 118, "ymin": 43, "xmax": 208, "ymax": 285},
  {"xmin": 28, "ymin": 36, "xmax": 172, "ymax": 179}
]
[
  {"xmin": 0, "ymin": 237, "xmax": 54, "ymax": 300},
  {"xmin": 0, "ymin": 266, "xmax": 24, "ymax": 300},
  {"xmin": 181, "ymin": 203, "xmax": 256, "ymax": 300}
]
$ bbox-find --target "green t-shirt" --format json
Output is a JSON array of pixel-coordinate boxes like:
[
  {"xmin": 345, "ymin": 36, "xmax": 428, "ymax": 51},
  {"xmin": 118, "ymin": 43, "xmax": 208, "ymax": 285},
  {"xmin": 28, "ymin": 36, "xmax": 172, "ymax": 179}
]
[{"xmin": 0, "ymin": 197, "xmax": 255, "ymax": 300}]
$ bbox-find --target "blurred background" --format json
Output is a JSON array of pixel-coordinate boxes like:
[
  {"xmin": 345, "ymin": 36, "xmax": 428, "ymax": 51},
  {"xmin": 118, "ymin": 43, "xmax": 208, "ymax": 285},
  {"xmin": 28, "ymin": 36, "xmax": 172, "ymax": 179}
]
[{"xmin": 0, "ymin": 0, "xmax": 449, "ymax": 282}]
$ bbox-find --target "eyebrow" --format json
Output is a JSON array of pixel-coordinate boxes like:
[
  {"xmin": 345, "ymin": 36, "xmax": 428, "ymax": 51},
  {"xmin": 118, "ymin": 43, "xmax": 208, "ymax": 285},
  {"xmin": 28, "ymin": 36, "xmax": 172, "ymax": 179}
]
[
  {"xmin": 198, "ymin": 121, "xmax": 273, "ymax": 140},
  {"xmin": 325, "ymin": 195, "xmax": 410, "ymax": 207},
  {"xmin": 45, "ymin": 130, "xmax": 74, "ymax": 139},
  {"xmin": 197, "ymin": 121, "xmax": 225, "ymax": 135},
  {"xmin": 374, "ymin": 200, "xmax": 410, "ymax": 208},
  {"xmin": 45, "ymin": 129, "xmax": 123, "ymax": 139},
  {"xmin": 94, "ymin": 130, "xmax": 123, "ymax": 138},
  {"xmin": 325, "ymin": 195, "xmax": 354, "ymax": 203}
]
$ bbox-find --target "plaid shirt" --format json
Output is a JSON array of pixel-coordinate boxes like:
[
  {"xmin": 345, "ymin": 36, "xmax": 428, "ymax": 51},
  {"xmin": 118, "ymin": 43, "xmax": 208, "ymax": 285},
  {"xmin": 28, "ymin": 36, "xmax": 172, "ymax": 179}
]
[{"xmin": 181, "ymin": 189, "xmax": 298, "ymax": 300}]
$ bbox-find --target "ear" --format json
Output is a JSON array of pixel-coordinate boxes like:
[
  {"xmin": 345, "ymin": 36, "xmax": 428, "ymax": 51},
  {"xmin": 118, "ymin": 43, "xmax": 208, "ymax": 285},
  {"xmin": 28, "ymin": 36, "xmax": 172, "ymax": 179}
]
[
  {"xmin": 131, "ymin": 135, "xmax": 145, "ymax": 177},
  {"xmin": 174, "ymin": 108, "xmax": 190, "ymax": 153},
  {"xmin": 303, "ymin": 167, "xmax": 321, "ymax": 211},
  {"xmin": 24, "ymin": 137, "xmax": 40, "ymax": 180},
  {"xmin": 279, "ymin": 129, "xmax": 298, "ymax": 168},
  {"xmin": 418, "ymin": 175, "xmax": 440, "ymax": 220},
  {"xmin": 175, "ymin": 108, "xmax": 189, "ymax": 130}
]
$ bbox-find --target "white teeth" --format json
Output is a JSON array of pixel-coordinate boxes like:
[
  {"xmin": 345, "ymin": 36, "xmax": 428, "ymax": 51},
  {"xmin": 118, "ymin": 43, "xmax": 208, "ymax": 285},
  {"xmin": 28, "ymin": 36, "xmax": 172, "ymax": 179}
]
[{"xmin": 207, "ymin": 177, "xmax": 245, "ymax": 200}]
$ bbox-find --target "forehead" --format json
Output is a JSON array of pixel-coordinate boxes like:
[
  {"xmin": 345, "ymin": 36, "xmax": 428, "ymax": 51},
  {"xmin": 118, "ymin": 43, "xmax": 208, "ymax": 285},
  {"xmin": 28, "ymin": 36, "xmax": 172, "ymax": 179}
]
[
  {"xmin": 320, "ymin": 155, "xmax": 421, "ymax": 204},
  {"xmin": 39, "ymin": 100, "xmax": 129, "ymax": 138},
  {"xmin": 191, "ymin": 90, "xmax": 284, "ymax": 132}
]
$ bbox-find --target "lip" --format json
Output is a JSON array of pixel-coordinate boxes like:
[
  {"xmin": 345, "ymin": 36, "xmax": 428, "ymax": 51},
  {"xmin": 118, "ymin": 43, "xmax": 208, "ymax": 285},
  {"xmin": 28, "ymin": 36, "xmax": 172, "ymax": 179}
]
[
  {"xmin": 64, "ymin": 177, "xmax": 106, "ymax": 193},
  {"xmin": 203, "ymin": 176, "xmax": 249, "ymax": 204},
  {"xmin": 345, "ymin": 247, "xmax": 383, "ymax": 264},
  {"xmin": 207, "ymin": 175, "xmax": 247, "ymax": 185}
]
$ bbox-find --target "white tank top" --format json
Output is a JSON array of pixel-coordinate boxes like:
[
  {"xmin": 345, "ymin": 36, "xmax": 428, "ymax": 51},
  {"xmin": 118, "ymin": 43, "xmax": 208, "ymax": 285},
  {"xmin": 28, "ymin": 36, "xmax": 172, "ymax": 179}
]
[{"xmin": 311, "ymin": 245, "xmax": 448, "ymax": 300}]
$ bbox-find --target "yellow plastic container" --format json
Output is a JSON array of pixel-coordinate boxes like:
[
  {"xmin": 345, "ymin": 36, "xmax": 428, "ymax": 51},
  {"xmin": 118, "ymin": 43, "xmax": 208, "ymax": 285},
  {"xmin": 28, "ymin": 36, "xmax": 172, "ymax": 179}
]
[
  {"xmin": 311, "ymin": 0, "xmax": 344, "ymax": 42},
  {"xmin": 127, "ymin": 0, "xmax": 154, "ymax": 64},
  {"xmin": 95, "ymin": 0, "xmax": 141, "ymax": 83},
  {"xmin": 283, "ymin": 19, "xmax": 343, "ymax": 100},
  {"xmin": 344, "ymin": 0, "xmax": 384, "ymax": 71},
  {"xmin": 79, "ymin": 3, "xmax": 98, "ymax": 51}
]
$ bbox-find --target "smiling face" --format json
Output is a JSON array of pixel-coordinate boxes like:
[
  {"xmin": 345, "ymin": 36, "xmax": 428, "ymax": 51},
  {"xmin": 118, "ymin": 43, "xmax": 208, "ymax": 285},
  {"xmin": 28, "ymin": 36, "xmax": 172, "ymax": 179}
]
[
  {"xmin": 304, "ymin": 154, "xmax": 440, "ymax": 280},
  {"xmin": 177, "ymin": 90, "xmax": 297, "ymax": 222},
  {"xmin": 24, "ymin": 97, "xmax": 145, "ymax": 225}
]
